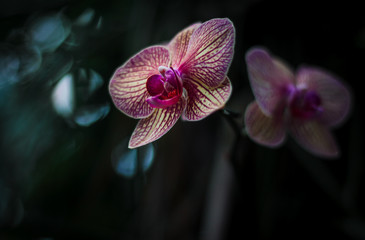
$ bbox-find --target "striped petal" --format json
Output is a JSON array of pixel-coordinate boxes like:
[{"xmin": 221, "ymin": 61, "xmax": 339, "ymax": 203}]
[
  {"xmin": 289, "ymin": 119, "xmax": 339, "ymax": 158},
  {"xmin": 244, "ymin": 101, "xmax": 286, "ymax": 147},
  {"xmin": 128, "ymin": 97, "xmax": 187, "ymax": 148},
  {"xmin": 245, "ymin": 47, "xmax": 295, "ymax": 116},
  {"xmin": 168, "ymin": 23, "xmax": 201, "ymax": 68},
  {"xmin": 109, "ymin": 46, "xmax": 170, "ymax": 119},
  {"xmin": 182, "ymin": 76, "xmax": 231, "ymax": 121},
  {"xmin": 178, "ymin": 18, "xmax": 235, "ymax": 88},
  {"xmin": 295, "ymin": 67, "xmax": 351, "ymax": 127}
]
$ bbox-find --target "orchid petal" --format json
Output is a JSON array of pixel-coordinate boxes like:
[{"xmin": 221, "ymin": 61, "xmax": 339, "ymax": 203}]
[
  {"xmin": 179, "ymin": 18, "xmax": 235, "ymax": 88},
  {"xmin": 128, "ymin": 97, "xmax": 186, "ymax": 148},
  {"xmin": 109, "ymin": 46, "xmax": 170, "ymax": 119},
  {"xmin": 295, "ymin": 67, "xmax": 351, "ymax": 127},
  {"xmin": 168, "ymin": 23, "xmax": 201, "ymax": 68},
  {"xmin": 245, "ymin": 47, "xmax": 295, "ymax": 116},
  {"xmin": 182, "ymin": 76, "xmax": 232, "ymax": 121},
  {"xmin": 244, "ymin": 101, "xmax": 286, "ymax": 147},
  {"xmin": 289, "ymin": 119, "xmax": 339, "ymax": 158}
]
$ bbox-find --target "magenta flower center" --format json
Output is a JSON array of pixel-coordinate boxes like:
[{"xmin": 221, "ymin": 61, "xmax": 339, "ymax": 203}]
[
  {"xmin": 146, "ymin": 66, "xmax": 183, "ymax": 108},
  {"xmin": 289, "ymin": 89, "xmax": 323, "ymax": 119}
]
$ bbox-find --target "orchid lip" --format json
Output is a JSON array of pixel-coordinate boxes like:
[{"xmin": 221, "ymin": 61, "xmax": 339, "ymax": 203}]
[
  {"xmin": 146, "ymin": 74, "xmax": 164, "ymax": 96},
  {"xmin": 146, "ymin": 66, "xmax": 183, "ymax": 108},
  {"xmin": 146, "ymin": 94, "xmax": 181, "ymax": 108},
  {"xmin": 289, "ymin": 89, "xmax": 322, "ymax": 119}
]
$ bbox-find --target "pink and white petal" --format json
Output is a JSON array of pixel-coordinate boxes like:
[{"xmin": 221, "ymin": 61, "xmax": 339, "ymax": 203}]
[
  {"xmin": 109, "ymin": 46, "xmax": 170, "ymax": 119},
  {"xmin": 182, "ymin": 76, "xmax": 232, "ymax": 121},
  {"xmin": 244, "ymin": 101, "xmax": 286, "ymax": 147},
  {"xmin": 167, "ymin": 23, "xmax": 201, "ymax": 68},
  {"xmin": 289, "ymin": 119, "xmax": 339, "ymax": 158},
  {"xmin": 128, "ymin": 97, "xmax": 187, "ymax": 148},
  {"xmin": 245, "ymin": 47, "xmax": 295, "ymax": 116},
  {"xmin": 178, "ymin": 18, "xmax": 235, "ymax": 88},
  {"xmin": 296, "ymin": 67, "xmax": 351, "ymax": 127}
]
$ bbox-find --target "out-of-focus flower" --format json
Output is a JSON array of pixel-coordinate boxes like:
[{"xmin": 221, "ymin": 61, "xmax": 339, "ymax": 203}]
[
  {"xmin": 109, "ymin": 18, "xmax": 235, "ymax": 148},
  {"xmin": 244, "ymin": 47, "xmax": 351, "ymax": 158}
]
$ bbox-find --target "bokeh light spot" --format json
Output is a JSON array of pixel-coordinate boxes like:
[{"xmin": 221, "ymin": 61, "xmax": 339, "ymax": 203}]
[
  {"xmin": 74, "ymin": 103, "xmax": 110, "ymax": 127},
  {"xmin": 51, "ymin": 74, "xmax": 75, "ymax": 118},
  {"xmin": 28, "ymin": 13, "xmax": 71, "ymax": 53},
  {"xmin": 0, "ymin": 45, "xmax": 20, "ymax": 87},
  {"xmin": 111, "ymin": 140, "xmax": 155, "ymax": 178},
  {"xmin": 75, "ymin": 8, "xmax": 95, "ymax": 26}
]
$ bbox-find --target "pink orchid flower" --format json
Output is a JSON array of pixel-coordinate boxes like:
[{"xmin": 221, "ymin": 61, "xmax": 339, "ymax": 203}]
[
  {"xmin": 244, "ymin": 47, "xmax": 351, "ymax": 158},
  {"xmin": 109, "ymin": 18, "xmax": 235, "ymax": 148}
]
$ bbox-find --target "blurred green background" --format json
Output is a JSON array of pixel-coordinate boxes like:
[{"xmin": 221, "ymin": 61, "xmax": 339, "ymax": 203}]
[{"xmin": 0, "ymin": 0, "xmax": 364, "ymax": 239}]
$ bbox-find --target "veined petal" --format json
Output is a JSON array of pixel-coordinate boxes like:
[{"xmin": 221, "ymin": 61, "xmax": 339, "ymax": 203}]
[
  {"xmin": 295, "ymin": 67, "xmax": 351, "ymax": 127},
  {"xmin": 182, "ymin": 76, "xmax": 232, "ymax": 121},
  {"xmin": 178, "ymin": 18, "xmax": 235, "ymax": 88},
  {"xmin": 168, "ymin": 23, "xmax": 201, "ymax": 68},
  {"xmin": 109, "ymin": 46, "xmax": 170, "ymax": 119},
  {"xmin": 244, "ymin": 101, "xmax": 286, "ymax": 147},
  {"xmin": 289, "ymin": 119, "xmax": 339, "ymax": 158},
  {"xmin": 128, "ymin": 97, "xmax": 186, "ymax": 148},
  {"xmin": 245, "ymin": 47, "xmax": 295, "ymax": 116}
]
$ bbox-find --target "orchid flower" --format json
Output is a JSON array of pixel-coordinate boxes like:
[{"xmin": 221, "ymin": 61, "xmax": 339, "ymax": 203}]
[
  {"xmin": 109, "ymin": 18, "xmax": 235, "ymax": 148},
  {"xmin": 244, "ymin": 47, "xmax": 351, "ymax": 158}
]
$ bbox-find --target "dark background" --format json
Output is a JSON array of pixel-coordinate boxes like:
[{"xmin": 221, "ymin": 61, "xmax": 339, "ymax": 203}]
[{"xmin": 1, "ymin": 0, "xmax": 364, "ymax": 239}]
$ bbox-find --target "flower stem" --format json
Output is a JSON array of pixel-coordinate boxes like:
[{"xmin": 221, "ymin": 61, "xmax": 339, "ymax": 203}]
[
  {"xmin": 219, "ymin": 108, "xmax": 246, "ymax": 177},
  {"xmin": 220, "ymin": 108, "xmax": 241, "ymax": 137}
]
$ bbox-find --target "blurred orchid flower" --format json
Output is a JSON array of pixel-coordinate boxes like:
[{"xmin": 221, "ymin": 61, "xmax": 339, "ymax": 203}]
[
  {"xmin": 110, "ymin": 18, "xmax": 235, "ymax": 148},
  {"xmin": 244, "ymin": 47, "xmax": 351, "ymax": 158}
]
